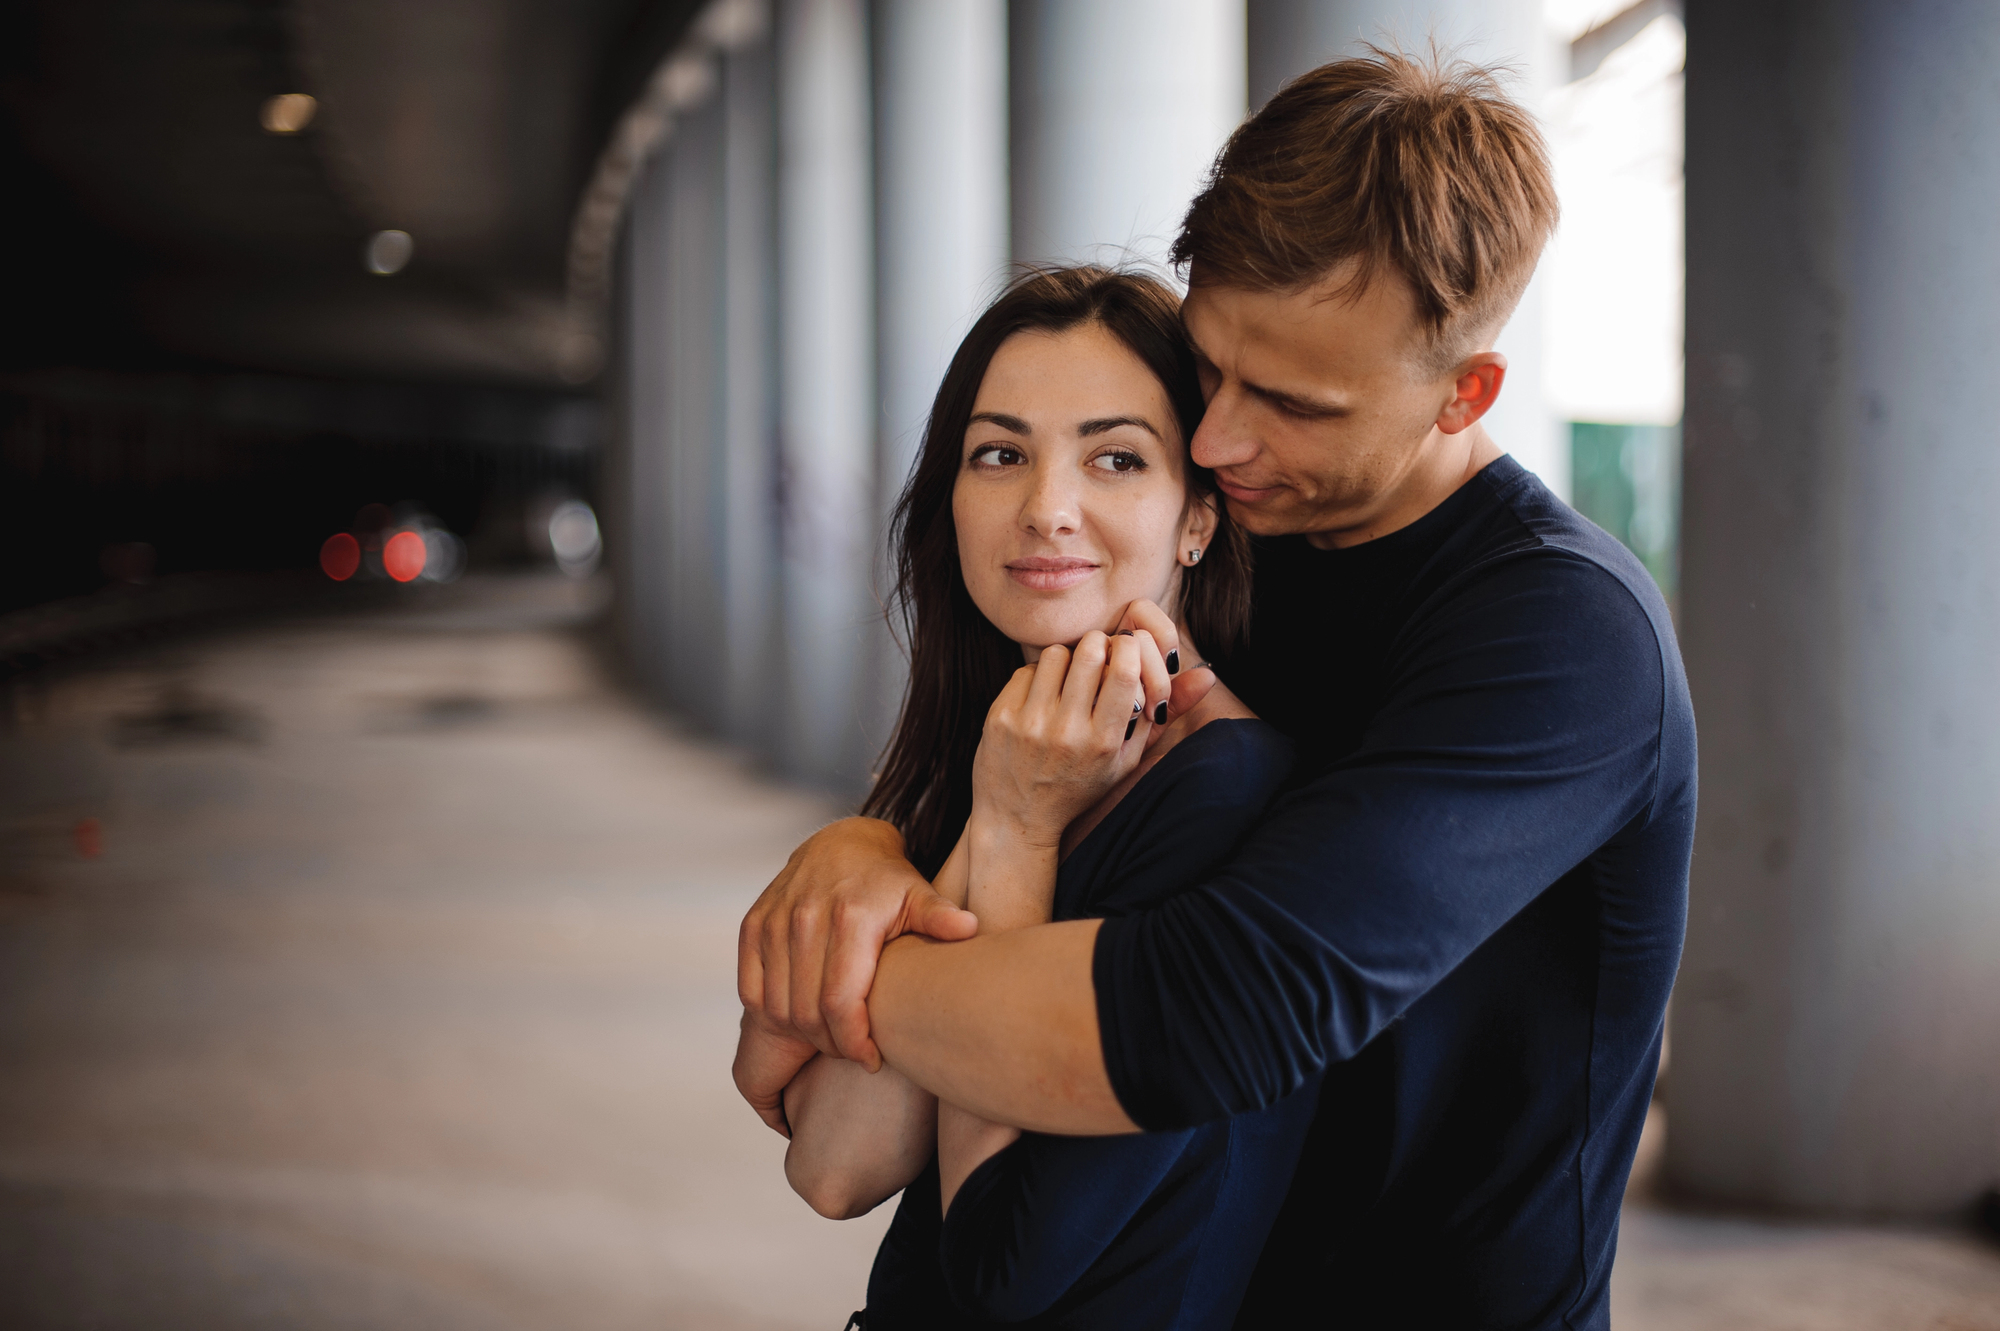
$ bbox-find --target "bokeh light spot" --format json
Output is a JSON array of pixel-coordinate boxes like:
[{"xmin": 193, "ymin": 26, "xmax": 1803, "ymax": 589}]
[
  {"xmin": 366, "ymin": 230, "xmax": 414, "ymax": 275},
  {"xmin": 74, "ymin": 818, "xmax": 102, "ymax": 859},
  {"xmin": 261, "ymin": 93, "xmax": 317, "ymax": 134},
  {"xmin": 383, "ymin": 530, "xmax": 427, "ymax": 582},
  {"xmin": 320, "ymin": 532, "xmax": 361, "ymax": 581}
]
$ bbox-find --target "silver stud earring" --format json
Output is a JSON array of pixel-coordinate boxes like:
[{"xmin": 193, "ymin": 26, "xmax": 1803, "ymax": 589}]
[{"xmin": 1188, "ymin": 547, "xmax": 1203, "ymax": 565}]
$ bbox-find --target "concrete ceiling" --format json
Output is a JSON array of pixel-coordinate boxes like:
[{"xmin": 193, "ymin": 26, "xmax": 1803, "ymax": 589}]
[{"xmin": 0, "ymin": 0, "xmax": 698, "ymax": 389}]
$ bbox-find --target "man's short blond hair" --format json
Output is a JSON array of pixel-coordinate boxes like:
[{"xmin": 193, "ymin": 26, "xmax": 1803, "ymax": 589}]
[{"xmin": 1173, "ymin": 48, "xmax": 1559, "ymax": 373}]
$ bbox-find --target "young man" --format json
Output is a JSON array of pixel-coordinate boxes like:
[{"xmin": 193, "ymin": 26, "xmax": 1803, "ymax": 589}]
[{"xmin": 736, "ymin": 52, "xmax": 1694, "ymax": 1328}]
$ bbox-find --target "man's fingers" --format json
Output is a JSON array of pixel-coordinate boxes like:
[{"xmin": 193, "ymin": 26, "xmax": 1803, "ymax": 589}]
[
  {"xmin": 786, "ymin": 902, "xmax": 838, "ymax": 1056},
  {"xmin": 737, "ymin": 907, "xmax": 768, "ymax": 1012},
  {"xmin": 733, "ymin": 1010, "xmax": 814, "ymax": 1137},
  {"xmin": 820, "ymin": 899, "xmax": 887, "ymax": 1070},
  {"xmin": 905, "ymin": 884, "xmax": 981, "ymax": 942}
]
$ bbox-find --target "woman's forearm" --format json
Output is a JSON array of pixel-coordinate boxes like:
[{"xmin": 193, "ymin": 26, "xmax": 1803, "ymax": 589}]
[
  {"xmin": 873, "ymin": 920, "xmax": 1137, "ymax": 1136},
  {"xmin": 777, "ymin": 831, "xmax": 974, "ymax": 1218}
]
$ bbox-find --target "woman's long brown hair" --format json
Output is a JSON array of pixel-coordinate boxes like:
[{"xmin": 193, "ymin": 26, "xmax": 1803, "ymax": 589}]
[{"xmin": 861, "ymin": 266, "xmax": 1254, "ymax": 875}]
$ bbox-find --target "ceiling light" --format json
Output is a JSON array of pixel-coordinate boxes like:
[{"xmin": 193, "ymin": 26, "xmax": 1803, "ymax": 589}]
[{"xmin": 261, "ymin": 93, "xmax": 317, "ymax": 134}]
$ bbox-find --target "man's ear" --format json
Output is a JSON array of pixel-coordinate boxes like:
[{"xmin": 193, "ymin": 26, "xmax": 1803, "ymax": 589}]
[{"xmin": 1436, "ymin": 353, "xmax": 1507, "ymax": 435}]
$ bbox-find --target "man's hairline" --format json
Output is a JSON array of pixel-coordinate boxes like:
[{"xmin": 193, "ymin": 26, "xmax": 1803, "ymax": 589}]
[{"xmin": 1181, "ymin": 261, "xmax": 1514, "ymax": 387}]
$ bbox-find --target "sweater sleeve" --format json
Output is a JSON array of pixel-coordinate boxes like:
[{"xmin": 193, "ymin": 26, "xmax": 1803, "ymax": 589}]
[{"xmin": 1094, "ymin": 552, "xmax": 1671, "ymax": 1129}]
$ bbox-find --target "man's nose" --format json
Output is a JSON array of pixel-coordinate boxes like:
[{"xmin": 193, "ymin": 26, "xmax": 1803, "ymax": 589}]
[
  {"xmin": 1020, "ymin": 463, "xmax": 1081, "ymax": 537},
  {"xmin": 1191, "ymin": 387, "xmax": 1260, "ymax": 470}
]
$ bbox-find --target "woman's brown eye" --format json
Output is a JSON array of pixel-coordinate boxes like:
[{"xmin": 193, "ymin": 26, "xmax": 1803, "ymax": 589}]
[{"xmin": 1090, "ymin": 451, "xmax": 1143, "ymax": 473}]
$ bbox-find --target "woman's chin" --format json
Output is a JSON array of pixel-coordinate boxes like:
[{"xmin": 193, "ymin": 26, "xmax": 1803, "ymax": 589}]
[{"xmin": 1002, "ymin": 616, "xmax": 1122, "ymax": 656}]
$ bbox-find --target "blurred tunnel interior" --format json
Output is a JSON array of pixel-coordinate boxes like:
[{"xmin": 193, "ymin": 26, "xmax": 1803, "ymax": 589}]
[{"xmin": 3, "ymin": 1, "xmax": 1999, "ymax": 1328}]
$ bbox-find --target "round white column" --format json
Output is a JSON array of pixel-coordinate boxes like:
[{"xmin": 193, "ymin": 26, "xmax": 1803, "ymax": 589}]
[
  {"xmin": 774, "ymin": 0, "xmax": 876, "ymax": 789},
  {"xmin": 1671, "ymin": 0, "xmax": 2000, "ymax": 1218},
  {"xmin": 867, "ymin": 0, "xmax": 1009, "ymax": 753},
  {"xmin": 1245, "ymin": 0, "xmax": 1564, "ymax": 498},
  {"xmin": 1009, "ymin": 0, "xmax": 1246, "ymax": 272}
]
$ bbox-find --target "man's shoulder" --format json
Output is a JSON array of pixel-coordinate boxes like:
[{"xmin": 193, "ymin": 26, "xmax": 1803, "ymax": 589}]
[
  {"xmin": 1434, "ymin": 456, "xmax": 1679, "ymax": 648},
  {"xmin": 1408, "ymin": 455, "xmax": 1688, "ymax": 651},
  {"xmin": 1434, "ymin": 457, "xmax": 1696, "ymax": 785}
]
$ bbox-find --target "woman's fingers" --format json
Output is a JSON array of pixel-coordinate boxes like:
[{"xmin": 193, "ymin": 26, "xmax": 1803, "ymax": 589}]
[
  {"xmin": 1024, "ymin": 645, "xmax": 1069, "ymax": 715},
  {"xmin": 1126, "ymin": 629, "xmax": 1172, "ymax": 726},
  {"xmin": 1115, "ymin": 600, "xmax": 1181, "ymax": 674},
  {"xmin": 1056, "ymin": 631, "xmax": 1107, "ymax": 711},
  {"xmin": 1094, "ymin": 633, "xmax": 1148, "ymax": 744}
]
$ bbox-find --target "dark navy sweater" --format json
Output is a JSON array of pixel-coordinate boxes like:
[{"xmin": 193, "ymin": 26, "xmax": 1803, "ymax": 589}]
[
  {"xmin": 1094, "ymin": 456, "xmax": 1696, "ymax": 1329},
  {"xmin": 865, "ymin": 719, "xmax": 1315, "ymax": 1329}
]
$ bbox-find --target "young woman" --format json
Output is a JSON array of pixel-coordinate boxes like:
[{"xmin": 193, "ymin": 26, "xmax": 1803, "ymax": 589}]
[{"xmin": 773, "ymin": 268, "xmax": 1317, "ymax": 1329}]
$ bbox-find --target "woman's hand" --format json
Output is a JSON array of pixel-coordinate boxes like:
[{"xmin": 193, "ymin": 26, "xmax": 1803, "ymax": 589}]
[{"xmin": 972, "ymin": 626, "xmax": 1173, "ymax": 849}]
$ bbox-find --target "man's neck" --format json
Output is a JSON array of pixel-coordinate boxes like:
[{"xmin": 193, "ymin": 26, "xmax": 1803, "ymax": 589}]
[{"xmin": 1305, "ymin": 424, "xmax": 1504, "ymax": 551}]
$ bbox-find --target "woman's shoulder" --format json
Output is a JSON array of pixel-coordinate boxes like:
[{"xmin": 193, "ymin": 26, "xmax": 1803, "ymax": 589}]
[
  {"xmin": 1056, "ymin": 715, "xmax": 1293, "ymax": 917},
  {"xmin": 1147, "ymin": 716, "xmax": 1293, "ymax": 814}
]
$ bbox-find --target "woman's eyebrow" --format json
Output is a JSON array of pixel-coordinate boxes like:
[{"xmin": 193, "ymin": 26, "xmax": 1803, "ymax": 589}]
[
  {"xmin": 969, "ymin": 411, "xmax": 1031, "ymax": 433},
  {"xmin": 1077, "ymin": 415, "xmax": 1162, "ymax": 440}
]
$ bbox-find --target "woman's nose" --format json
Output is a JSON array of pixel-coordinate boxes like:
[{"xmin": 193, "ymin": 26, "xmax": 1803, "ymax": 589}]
[{"xmin": 1019, "ymin": 464, "xmax": 1081, "ymax": 538}]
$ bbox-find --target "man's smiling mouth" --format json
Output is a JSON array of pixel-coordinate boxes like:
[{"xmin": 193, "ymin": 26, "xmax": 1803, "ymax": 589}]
[{"xmin": 1215, "ymin": 475, "xmax": 1286, "ymax": 503}]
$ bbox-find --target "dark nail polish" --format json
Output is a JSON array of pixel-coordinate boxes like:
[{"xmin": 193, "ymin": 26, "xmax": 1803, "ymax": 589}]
[
  {"xmin": 1124, "ymin": 717, "xmax": 1138, "ymax": 741},
  {"xmin": 1131, "ymin": 700, "xmax": 1142, "ymax": 714},
  {"xmin": 1167, "ymin": 648, "xmax": 1180, "ymax": 675},
  {"xmin": 1154, "ymin": 701, "xmax": 1169, "ymax": 726}
]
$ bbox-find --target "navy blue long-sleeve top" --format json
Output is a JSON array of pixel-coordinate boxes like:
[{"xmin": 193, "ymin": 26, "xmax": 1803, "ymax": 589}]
[
  {"xmin": 865, "ymin": 718, "xmax": 1316, "ymax": 1330},
  {"xmin": 1093, "ymin": 457, "xmax": 1696, "ymax": 1329}
]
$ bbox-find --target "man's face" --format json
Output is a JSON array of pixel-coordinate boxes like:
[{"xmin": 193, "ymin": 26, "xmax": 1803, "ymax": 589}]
[{"xmin": 1183, "ymin": 262, "xmax": 1469, "ymax": 542}]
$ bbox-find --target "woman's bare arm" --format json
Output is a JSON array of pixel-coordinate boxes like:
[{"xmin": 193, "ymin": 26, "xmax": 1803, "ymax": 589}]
[
  {"xmin": 778, "ymin": 834, "xmax": 971, "ymax": 1218},
  {"xmin": 935, "ymin": 814, "xmax": 1062, "ymax": 1213}
]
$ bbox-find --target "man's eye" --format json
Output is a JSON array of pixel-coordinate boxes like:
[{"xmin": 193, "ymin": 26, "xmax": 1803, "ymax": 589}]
[
  {"xmin": 1089, "ymin": 451, "xmax": 1144, "ymax": 473},
  {"xmin": 970, "ymin": 445, "xmax": 1024, "ymax": 467}
]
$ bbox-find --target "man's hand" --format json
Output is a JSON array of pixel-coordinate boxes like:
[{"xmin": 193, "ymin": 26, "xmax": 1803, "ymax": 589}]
[
  {"xmin": 737, "ymin": 817, "xmax": 978, "ymax": 1072},
  {"xmin": 732, "ymin": 1007, "xmax": 817, "ymax": 1136}
]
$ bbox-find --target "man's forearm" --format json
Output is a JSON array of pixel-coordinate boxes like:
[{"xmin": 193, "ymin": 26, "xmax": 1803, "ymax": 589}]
[{"xmin": 868, "ymin": 919, "xmax": 1139, "ymax": 1136}]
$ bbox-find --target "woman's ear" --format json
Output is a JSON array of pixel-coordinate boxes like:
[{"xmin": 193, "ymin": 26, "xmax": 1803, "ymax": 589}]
[{"xmin": 1180, "ymin": 494, "xmax": 1221, "ymax": 567}]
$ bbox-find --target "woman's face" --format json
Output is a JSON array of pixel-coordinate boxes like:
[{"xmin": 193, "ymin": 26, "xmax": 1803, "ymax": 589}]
[{"xmin": 953, "ymin": 323, "xmax": 1212, "ymax": 655}]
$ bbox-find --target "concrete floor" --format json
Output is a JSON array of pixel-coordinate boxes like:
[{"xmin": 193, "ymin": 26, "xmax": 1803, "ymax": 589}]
[{"xmin": 1, "ymin": 575, "xmax": 1996, "ymax": 1330}]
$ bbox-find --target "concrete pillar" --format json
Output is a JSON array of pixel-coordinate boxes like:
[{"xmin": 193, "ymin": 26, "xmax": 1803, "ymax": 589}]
[
  {"xmin": 716, "ymin": 38, "xmax": 782, "ymax": 748},
  {"xmin": 1671, "ymin": 0, "xmax": 2000, "ymax": 1217},
  {"xmin": 658, "ymin": 92, "xmax": 728, "ymax": 715},
  {"xmin": 620, "ymin": 146, "xmax": 676, "ymax": 706},
  {"xmin": 1009, "ymin": 0, "xmax": 1246, "ymax": 272},
  {"xmin": 867, "ymin": 0, "xmax": 1010, "ymax": 753},
  {"xmin": 1245, "ymin": 0, "xmax": 1565, "ymax": 498},
  {"xmin": 613, "ymin": 22, "xmax": 778, "ymax": 749},
  {"xmin": 775, "ymin": 0, "xmax": 876, "ymax": 789}
]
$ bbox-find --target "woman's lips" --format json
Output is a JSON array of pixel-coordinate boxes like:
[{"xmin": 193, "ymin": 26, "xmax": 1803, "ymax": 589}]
[{"xmin": 1006, "ymin": 557, "xmax": 1099, "ymax": 591}]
